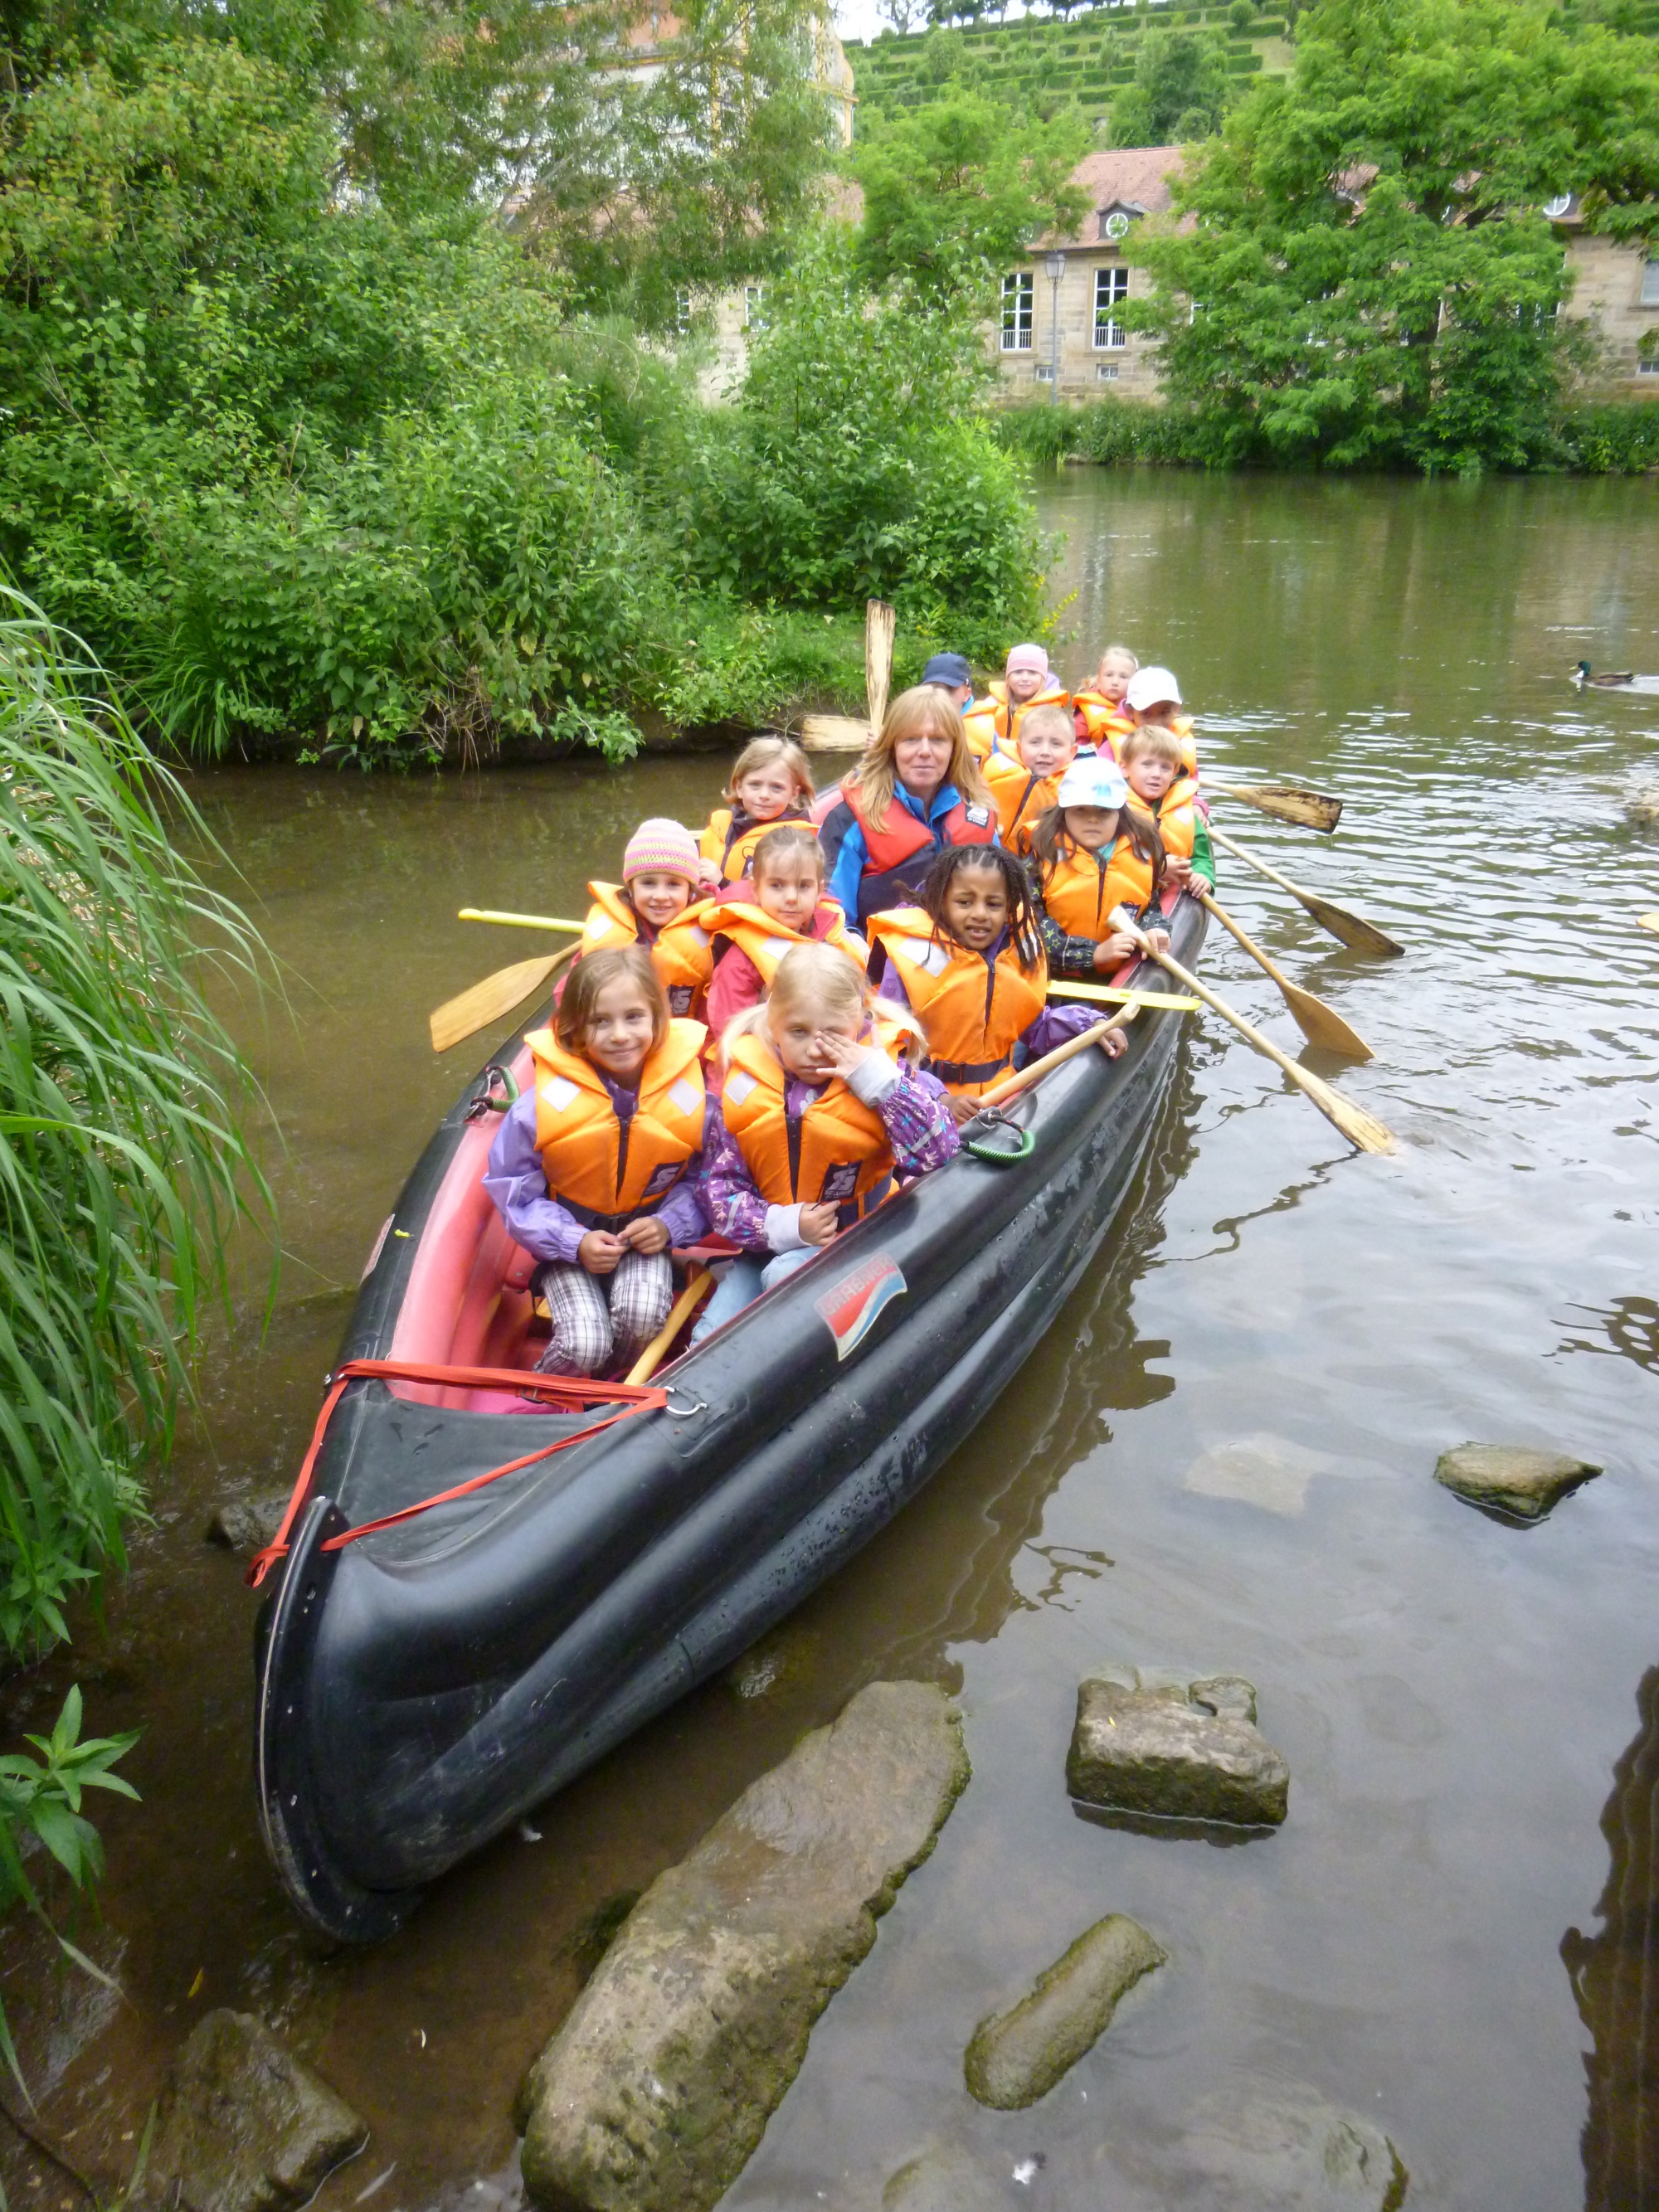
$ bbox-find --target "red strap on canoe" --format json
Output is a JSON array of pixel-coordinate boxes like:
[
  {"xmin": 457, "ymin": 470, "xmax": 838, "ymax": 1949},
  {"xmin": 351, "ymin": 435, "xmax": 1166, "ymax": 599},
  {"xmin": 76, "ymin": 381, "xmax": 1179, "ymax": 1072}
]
[{"xmin": 245, "ymin": 1359, "xmax": 668, "ymax": 1589}]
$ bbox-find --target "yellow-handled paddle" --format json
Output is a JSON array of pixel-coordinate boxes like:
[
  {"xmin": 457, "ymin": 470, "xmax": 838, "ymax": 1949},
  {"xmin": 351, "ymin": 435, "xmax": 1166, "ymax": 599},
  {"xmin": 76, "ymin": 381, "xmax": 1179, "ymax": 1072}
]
[
  {"xmin": 625, "ymin": 1268, "xmax": 716, "ymax": 1384},
  {"xmin": 1113, "ymin": 910, "xmax": 1395, "ymax": 1155},
  {"xmin": 1194, "ymin": 887, "xmax": 1374, "ymax": 1061},
  {"xmin": 431, "ymin": 941, "xmax": 580, "ymax": 1053},
  {"xmin": 1046, "ymin": 980, "xmax": 1200, "ymax": 1011},
  {"xmin": 1639, "ymin": 912, "xmax": 1659, "ymax": 936},
  {"xmin": 460, "ymin": 907, "xmax": 588, "ymax": 934}
]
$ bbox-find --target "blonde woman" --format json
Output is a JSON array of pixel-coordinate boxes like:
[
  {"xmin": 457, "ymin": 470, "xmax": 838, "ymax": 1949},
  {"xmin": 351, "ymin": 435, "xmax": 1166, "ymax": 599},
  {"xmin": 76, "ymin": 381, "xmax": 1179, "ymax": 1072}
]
[{"xmin": 820, "ymin": 686, "xmax": 999, "ymax": 926}]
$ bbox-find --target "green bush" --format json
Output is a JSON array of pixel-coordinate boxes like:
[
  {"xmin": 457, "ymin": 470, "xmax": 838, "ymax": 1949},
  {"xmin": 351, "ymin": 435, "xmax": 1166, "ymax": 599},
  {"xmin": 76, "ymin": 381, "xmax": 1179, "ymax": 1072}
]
[{"xmin": 1554, "ymin": 401, "xmax": 1659, "ymax": 471}]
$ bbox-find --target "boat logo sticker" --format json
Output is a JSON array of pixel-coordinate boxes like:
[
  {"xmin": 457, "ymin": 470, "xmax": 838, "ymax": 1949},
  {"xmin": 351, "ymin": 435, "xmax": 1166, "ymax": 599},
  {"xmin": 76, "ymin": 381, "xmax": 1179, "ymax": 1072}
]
[{"xmin": 815, "ymin": 1254, "xmax": 907, "ymax": 1362}]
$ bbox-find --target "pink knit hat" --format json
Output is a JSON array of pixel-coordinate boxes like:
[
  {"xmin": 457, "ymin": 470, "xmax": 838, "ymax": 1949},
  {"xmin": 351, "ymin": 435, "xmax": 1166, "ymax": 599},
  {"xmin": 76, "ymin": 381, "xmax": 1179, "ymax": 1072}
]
[{"xmin": 622, "ymin": 817, "xmax": 701, "ymax": 884}]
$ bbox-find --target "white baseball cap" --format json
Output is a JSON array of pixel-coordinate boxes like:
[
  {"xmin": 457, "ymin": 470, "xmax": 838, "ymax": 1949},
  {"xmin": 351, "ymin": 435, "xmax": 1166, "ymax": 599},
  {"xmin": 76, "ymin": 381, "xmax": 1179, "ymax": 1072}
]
[
  {"xmin": 1056, "ymin": 758, "xmax": 1129, "ymax": 810},
  {"xmin": 1125, "ymin": 665, "xmax": 1182, "ymax": 711}
]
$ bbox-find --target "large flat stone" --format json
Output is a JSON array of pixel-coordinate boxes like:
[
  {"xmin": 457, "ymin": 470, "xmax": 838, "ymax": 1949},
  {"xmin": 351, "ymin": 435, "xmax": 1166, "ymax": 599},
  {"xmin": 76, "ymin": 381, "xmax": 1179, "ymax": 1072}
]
[
  {"xmin": 1067, "ymin": 1671, "xmax": 1289, "ymax": 1826},
  {"xmin": 1434, "ymin": 1442, "xmax": 1601, "ymax": 1522},
  {"xmin": 144, "ymin": 2009, "xmax": 367, "ymax": 2212},
  {"xmin": 518, "ymin": 1680, "xmax": 969, "ymax": 2212},
  {"xmin": 1112, "ymin": 2084, "xmax": 1408, "ymax": 2210},
  {"xmin": 965, "ymin": 1913, "xmax": 1165, "ymax": 2109}
]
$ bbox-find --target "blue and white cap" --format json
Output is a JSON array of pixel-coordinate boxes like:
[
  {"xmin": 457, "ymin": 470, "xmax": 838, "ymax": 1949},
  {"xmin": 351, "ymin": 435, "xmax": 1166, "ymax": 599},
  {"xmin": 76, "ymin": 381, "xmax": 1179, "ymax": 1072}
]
[{"xmin": 1056, "ymin": 757, "xmax": 1129, "ymax": 810}]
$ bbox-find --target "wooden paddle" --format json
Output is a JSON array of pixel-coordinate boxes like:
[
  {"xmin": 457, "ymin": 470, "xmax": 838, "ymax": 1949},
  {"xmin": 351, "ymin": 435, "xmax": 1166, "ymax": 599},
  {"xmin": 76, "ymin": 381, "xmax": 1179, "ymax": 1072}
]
[
  {"xmin": 1194, "ymin": 887, "xmax": 1374, "ymax": 1061},
  {"xmin": 1046, "ymin": 980, "xmax": 1199, "ymax": 1010},
  {"xmin": 1639, "ymin": 912, "xmax": 1659, "ymax": 935},
  {"xmin": 431, "ymin": 941, "xmax": 579, "ymax": 1053},
  {"xmin": 1206, "ymin": 780, "xmax": 1342, "ymax": 833},
  {"xmin": 1209, "ymin": 827, "xmax": 1404, "ymax": 959},
  {"xmin": 1113, "ymin": 912, "xmax": 1394, "ymax": 1155},
  {"xmin": 800, "ymin": 599, "xmax": 897, "ymax": 753},
  {"xmin": 460, "ymin": 907, "xmax": 587, "ymax": 933},
  {"xmin": 625, "ymin": 1268, "xmax": 714, "ymax": 1383},
  {"xmin": 978, "ymin": 987, "xmax": 1165, "ymax": 1109}
]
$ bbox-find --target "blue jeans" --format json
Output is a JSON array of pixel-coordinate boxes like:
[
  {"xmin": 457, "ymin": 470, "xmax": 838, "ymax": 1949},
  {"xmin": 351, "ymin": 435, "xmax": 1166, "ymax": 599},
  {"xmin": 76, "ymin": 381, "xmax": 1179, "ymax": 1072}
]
[{"xmin": 691, "ymin": 1246, "xmax": 817, "ymax": 1344}]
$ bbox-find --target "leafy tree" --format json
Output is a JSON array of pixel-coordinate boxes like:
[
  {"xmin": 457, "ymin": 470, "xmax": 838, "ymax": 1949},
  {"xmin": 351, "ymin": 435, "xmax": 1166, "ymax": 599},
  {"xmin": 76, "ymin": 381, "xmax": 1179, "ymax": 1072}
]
[
  {"xmin": 851, "ymin": 84, "xmax": 1091, "ymax": 294},
  {"xmin": 879, "ymin": 0, "xmax": 926, "ymax": 32},
  {"xmin": 1109, "ymin": 26, "xmax": 1232, "ymax": 144},
  {"xmin": 1124, "ymin": 0, "xmax": 1659, "ymax": 470}
]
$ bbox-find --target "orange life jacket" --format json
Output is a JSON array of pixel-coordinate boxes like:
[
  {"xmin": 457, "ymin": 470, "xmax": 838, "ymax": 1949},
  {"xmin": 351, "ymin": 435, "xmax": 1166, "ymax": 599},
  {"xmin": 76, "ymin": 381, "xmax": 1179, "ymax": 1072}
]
[
  {"xmin": 581, "ymin": 882, "xmax": 715, "ymax": 1015},
  {"xmin": 1036, "ymin": 837, "xmax": 1156, "ymax": 941},
  {"xmin": 867, "ymin": 907, "xmax": 1048, "ymax": 1098},
  {"xmin": 983, "ymin": 751, "xmax": 1064, "ymax": 854},
  {"xmin": 719, "ymin": 1031, "xmax": 892, "ymax": 1219},
  {"xmin": 839, "ymin": 777, "xmax": 996, "ymax": 922},
  {"xmin": 1072, "ymin": 691, "xmax": 1133, "ymax": 756},
  {"xmin": 1134, "ymin": 714, "xmax": 1199, "ymax": 776},
  {"xmin": 699, "ymin": 892, "xmax": 867, "ymax": 989},
  {"xmin": 698, "ymin": 805, "xmax": 813, "ymax": 884},
  {"xmin": 524, "ymin": 1018, "xmax": 708, "ymax": 1229},
  {"xmin": 1146, "ymin": 774, "xmax": 1200, "ymax": 862},
  {"xmin": 962, "ymin": 680, "xmax": 1072, "ymax": 762}
]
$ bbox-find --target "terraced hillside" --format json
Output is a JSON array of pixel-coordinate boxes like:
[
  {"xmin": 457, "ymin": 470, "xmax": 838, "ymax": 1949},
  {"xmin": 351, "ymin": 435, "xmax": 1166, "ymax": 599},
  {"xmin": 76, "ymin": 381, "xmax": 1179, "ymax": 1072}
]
[{"xmin": 848, "ymin": 4, "xmax": 1290, "ymax": 125}]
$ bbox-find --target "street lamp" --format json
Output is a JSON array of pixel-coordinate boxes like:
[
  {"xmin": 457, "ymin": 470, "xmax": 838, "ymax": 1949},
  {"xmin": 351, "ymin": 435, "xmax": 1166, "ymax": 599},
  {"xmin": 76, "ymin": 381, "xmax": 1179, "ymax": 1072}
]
[{"xmin": 1044, "ymin": 250, "xmax": 1065, "ymax": 402}]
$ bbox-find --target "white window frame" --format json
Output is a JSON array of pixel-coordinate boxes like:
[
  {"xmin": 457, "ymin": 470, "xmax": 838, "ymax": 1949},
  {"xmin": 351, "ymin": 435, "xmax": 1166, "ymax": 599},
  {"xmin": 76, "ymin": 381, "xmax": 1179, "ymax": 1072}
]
[
  {"xmin": 1001, "ymin": 270, "xmax": 1034, "ymax": 352},
  {"xmin": 1093, "ymin": 265, "xmax": 1129, "ymax": 349},
  {"xmin": 1638, "ymin": 355, "xmax": 1659, "ymax": 374},
  {"xmin": 1642, "ymin": 260, "xmax": 1659, "ymax": 307},
  {"xmin": 1097, "ymin": 362, "xmax": 1120, "ymax": 381},
  {"xmin": 743, "ymin": 284, "xmax": 766, "ymax": 331}
]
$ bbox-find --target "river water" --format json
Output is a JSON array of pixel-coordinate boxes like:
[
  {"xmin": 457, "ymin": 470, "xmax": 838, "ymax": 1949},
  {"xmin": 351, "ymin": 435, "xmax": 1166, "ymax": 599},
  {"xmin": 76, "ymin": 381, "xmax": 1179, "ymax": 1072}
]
[{"xmin": 5, "ymin": 469, "xmax": 1659, "ymax": 2211}]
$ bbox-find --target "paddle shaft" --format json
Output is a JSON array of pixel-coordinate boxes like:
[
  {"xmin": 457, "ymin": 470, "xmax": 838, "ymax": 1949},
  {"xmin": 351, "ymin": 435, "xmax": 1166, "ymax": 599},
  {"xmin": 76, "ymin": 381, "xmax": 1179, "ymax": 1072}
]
[
  {"xmin": 865, "ymin": 599, "xmax": 896, "ymax": 735},
  {"xmin": 1208, "ymin": 827, "xmax": 1404, "ymax": 958},
  {"xmin": 1194, "ymin": 888, "xmax": 1374, "ymax": 1061},
  {"xmin": 460, "ymin": 907, "xmax": 585, "ymax": 933},
  {"xmin": 979, "ymin": 980, "xmax": 1163, "ymax": 1109},
  {"xmin": 625, "ymin": 1269, "xmax": 714, "ymax": 1384}
]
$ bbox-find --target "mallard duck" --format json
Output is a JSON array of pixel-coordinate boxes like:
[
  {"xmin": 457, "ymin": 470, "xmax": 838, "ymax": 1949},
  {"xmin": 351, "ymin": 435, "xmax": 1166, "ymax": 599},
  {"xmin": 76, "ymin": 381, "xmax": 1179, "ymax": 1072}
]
[{"xmin": 1575, "ymin": 659, "xmax": 1636, "ymax": 687}]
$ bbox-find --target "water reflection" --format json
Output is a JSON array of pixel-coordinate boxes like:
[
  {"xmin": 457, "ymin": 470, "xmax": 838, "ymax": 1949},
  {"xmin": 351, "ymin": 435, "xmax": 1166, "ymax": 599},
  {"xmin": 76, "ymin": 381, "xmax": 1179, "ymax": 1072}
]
[
  {"xmin": 1554, "ymin": 1298, "xmax": 1659, "ymax": 1376},
  {"xmin": 1564, "ymin": 1668, "xmax": 1659, "ymax": 2211}
]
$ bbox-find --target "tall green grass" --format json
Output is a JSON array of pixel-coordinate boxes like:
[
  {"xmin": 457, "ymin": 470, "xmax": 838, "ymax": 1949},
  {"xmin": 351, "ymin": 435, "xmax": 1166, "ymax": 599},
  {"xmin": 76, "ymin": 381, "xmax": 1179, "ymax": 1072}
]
[{"xmin": 0, "ymin": 587, "xmax": 270, "ymax": 1656}]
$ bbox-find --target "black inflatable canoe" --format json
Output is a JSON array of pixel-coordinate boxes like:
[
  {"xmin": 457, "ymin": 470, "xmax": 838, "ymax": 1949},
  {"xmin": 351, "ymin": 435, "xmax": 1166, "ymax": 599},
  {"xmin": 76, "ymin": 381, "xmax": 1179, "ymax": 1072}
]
[{"xmin": 254, "ymin": 896, "xmax": 1206, "ymax": 1941}]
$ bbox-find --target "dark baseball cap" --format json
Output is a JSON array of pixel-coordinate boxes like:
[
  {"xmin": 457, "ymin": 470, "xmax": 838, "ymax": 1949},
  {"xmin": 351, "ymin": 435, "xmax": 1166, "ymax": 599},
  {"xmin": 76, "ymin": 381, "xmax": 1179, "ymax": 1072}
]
[{"xmin": 922, "ymin": 653, "xmax": 971, "ymax": 688}]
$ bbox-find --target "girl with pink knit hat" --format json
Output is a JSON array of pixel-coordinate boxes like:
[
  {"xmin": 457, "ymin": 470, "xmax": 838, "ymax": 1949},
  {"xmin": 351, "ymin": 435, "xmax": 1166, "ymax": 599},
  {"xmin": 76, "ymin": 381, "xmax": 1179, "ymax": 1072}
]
[{"xmin": 572, "ymin": 818, "xmax": 718, "ymax": 1018}]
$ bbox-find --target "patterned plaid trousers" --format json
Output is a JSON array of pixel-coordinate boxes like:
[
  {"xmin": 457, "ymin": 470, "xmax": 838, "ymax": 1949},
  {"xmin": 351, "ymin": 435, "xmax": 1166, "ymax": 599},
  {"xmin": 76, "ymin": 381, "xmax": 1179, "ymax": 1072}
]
[{"xmin": 533, "ymin": 1249, "xmax": 674, "ymax": 1376}]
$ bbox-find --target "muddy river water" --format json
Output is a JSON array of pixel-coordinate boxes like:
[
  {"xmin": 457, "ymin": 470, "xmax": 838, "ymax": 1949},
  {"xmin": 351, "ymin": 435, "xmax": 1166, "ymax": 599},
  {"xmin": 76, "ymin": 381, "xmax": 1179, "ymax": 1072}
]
[{"xmin": 5, "ymin": 469, "xmax": 1659, "ymax": 2211}]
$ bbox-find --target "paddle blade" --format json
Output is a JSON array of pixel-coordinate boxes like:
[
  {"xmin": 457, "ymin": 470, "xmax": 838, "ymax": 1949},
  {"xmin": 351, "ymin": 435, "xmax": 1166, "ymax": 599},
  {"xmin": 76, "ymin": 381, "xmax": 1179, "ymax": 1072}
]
[
  {"xmin": 800, "ymin": 713, "xmax": 872, "ymax": 752},
  {"xmin": 1639, "ymin": 912, "xmax": 1659, "ymax": 936},
  {"xmin": 1297, "ymin": 891, "xmax": 1404, "ymax": 960},
  {"xmin": 431, "ymin": 951, "xmax": 562, "ymax": 1053},
  {"xmin": 1280, "ymin": 980, "xmax": 1374, "ymax": 1061},
  {"xmin": 1212, "ymin": 781, "xmax": 1342, "ymax": 833},
  {"xmin": 1293, "ymin": 1066, "xmax": 1396, "ymax": 1155},
  {"xmin": 865, "ymin": 599, "xmax": 896, "ymax": 733}
]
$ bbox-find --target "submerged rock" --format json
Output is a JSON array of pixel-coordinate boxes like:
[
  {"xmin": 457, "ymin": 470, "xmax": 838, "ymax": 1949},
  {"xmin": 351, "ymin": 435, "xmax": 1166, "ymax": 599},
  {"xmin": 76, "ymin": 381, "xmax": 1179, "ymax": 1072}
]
[
  {"xmin": 964, "ymin": 1913, "xmax": 1166, "ymax": 2109},
  {"xmin": 1112, "ymin": 2083, "xmax": 1408, "ymax": 2210},
  {"xmin": 1433, "ymin": 1442, "xmax": 1601, "ymax": 1522},
  {"xmin": 880, "ymin": 2139, "xmax": 1009, "ymax": 2211},
  {"xmin": 145, "ymin": 2009, "xmax": 367, "ymax": 2212},
  {"xmin": 518, "ymin": 1680, "xmax": 969, "ymax": 2212},
  {"xmin": 205, "ymin": 1492, "xmax": 290, "ymax": 1553},
  {"xmin": 1183, "ymin": 1433, "xmax": 1334, "ymax": 1517},
  {"xmin": 1067, "ymin": 1670, "xmax": 1289, "ymax": 1826}
]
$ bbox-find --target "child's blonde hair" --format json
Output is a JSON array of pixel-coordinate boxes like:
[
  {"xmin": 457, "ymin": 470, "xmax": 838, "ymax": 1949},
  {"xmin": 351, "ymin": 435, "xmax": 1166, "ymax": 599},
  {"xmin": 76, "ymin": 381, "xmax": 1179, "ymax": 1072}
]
[
  {"xmin": 751, "ymin": 823, "xmax": 825, "ymax": 884},
  {"xmin": 853, "ymin": 687, "xmax": 989, "ymax": 834},
  {"xmin": 720, "ymin": 942, "xmax": 925, "ymax": 1068},
  {"xmin": 557, "ymin": 946, "xmax": 669, "ymax": 1054},
  {"xmin": 1097, "ymin": 643, "xmax": 1138, "ymax": 681},
  {"xmin": 1120, "ymin": 722, "xmax": 1185, "ymax": 771},
  {"xmin": 725, "ymin": 736, "xmax": 815, "ymax": 808},
  {"xmin": 1017, "ymin": 703, "xmax": 1076, "ymax": 754}
]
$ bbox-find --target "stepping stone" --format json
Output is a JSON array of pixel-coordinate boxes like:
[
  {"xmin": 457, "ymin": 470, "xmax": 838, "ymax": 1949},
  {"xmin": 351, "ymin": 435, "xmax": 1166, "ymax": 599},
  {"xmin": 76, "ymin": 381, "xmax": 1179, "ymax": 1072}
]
[
  {"xmin": 965, "ymin": 1913, "xmax": 1166, "ymax": 2109},
  {"xmin": 1067, "ymin": 1670, "xmax": 1289, "ymax": 1827},
  {"xmin": 1433, "ymin": 1442, "xmax": 1601, "ymax": 1523}
]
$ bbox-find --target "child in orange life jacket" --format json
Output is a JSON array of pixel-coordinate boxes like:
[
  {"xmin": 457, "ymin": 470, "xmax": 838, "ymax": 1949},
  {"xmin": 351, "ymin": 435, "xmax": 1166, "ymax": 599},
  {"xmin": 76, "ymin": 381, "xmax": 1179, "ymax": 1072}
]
[
  {"xmin": 963, "ymin": 644, "xmax": 1068, "ymax": 760},
  {"xmin": 869, "ymin": 845, "xmax": 1124, "ymax": 1128},
  {"xmin": 577, "ymin": 818, "xmax": 714, "ymax": 1017},
  {"xmin": 1122, "ymin": 663, "xmax": 1199, "ymax": 776},
  {"xmin": 701, "ymin": 824, "xmax": 867, "ymax": 1040},
  {"xmin": 1026, "ymin": 756, "xmax": 1172, "ymax": 980},
  {"xmin": 698, "ymin": 737, "xmax": 815, "ymax": 884},
  {"xmin": 484, "ymin": 947, "xmax": 710, "ymax": 1377},
  {"xmin": 1121, "ymin": 722, "xmax": 1214, "ymax": 893},
  {"xmin": 983, "ymin": 702, "xmax": 1077, "ymax": 854},
  {"xmin": 693, "ymin": 945, "xmax": 957, "ymax": 1341},
  {"xmin": 1073, "ymin": 644, "xmax": 1138, "ymax": 755}
]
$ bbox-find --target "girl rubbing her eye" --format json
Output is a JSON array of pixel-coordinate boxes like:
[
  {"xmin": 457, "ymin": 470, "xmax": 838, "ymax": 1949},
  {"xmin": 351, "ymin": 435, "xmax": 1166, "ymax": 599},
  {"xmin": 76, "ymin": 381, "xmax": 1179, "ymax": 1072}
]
[
  {"xmin": 868, "ymin": 846, "xmax": 1124, "ymax": 1129},
  {"xmin": 691, "ymin": 945, "xmax": 958, "ymax": 1341},
  {"xmin": 484, "ymin": 948, "xmax": 710, "ymax": 1377}
]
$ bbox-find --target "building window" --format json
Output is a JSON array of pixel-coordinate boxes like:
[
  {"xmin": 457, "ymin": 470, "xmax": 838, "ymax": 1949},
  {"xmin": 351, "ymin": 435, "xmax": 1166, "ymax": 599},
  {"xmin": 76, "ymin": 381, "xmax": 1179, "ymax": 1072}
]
[
  {"xmin": 1097, "ymin": 362, "xmax": 1120, "ymax": 381},
  {"xmin": 672, "ymin": 287, "xmax": 692, "ymax": 338},
  {"xmin": 1642, "ymin": 260, "xmax": 1659, "ymax": 307},
  {"xmin": 1094, "ymin": 267, "xmax": 1129, "ymax": 348},
  {"xmin": 1638, "ymin": 356, "xmax": 1659, "ymax": 375},
  {"xmin": 743, "ymin": 284, "xmax": 766, "ymax": 331},
  {"xmin": 1001, "ymin": 271, "xmax": 1034, "ymax": 352},
  {"xmin": 1034, "ymin": 363, "xmax": 1054, "ymax": 382}
]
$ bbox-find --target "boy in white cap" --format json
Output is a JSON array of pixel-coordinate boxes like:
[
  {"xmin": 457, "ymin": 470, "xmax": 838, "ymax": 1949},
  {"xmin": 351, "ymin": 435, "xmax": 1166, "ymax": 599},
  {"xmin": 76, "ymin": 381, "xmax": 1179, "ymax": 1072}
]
[
  {"xmin": 1123, "ymin": 664, "xmax": 1198, "ymax": 775},
  {"xmin": 962, "ymin": 644, "xmax": 1068, "ymax": 761}
]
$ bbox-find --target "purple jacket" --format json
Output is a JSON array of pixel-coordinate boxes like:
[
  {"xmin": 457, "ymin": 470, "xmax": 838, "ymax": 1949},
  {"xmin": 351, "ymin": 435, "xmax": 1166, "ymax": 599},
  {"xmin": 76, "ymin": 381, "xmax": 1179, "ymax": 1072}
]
[{"xmin": 484, "ymin": 1078, "xmax": 709, "ymax": 1267}]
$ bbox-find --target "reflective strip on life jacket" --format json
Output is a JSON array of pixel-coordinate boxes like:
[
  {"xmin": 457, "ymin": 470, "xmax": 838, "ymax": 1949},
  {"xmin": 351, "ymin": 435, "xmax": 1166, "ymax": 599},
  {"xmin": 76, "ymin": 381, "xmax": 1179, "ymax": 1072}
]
[
  {"xmin": 699, "ymin": 894, "xmax": 866, "ymax": 988},
  {"xmin": 720, "ymin": 1031, "xmax": 891, "ymax": 1215}
]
